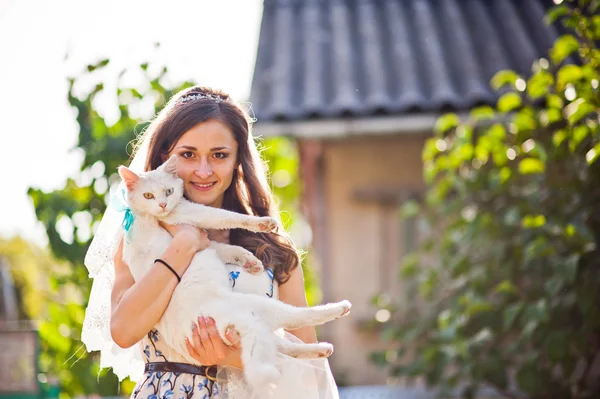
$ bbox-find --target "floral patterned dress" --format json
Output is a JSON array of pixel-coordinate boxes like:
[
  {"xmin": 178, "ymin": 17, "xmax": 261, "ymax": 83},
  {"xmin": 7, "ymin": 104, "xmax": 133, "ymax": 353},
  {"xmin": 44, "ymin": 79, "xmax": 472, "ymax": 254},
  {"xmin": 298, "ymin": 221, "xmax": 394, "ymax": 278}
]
[{"xmin": 131, "ymin": 265, "xmax": 277, "ymax": 399}]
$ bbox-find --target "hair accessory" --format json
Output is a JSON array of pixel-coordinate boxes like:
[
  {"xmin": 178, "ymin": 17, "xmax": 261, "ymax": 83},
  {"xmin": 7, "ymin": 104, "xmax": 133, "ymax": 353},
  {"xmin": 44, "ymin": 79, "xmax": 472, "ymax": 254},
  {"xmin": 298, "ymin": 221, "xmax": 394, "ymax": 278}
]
[
  {"xmin": 177, "ymin": 93, "xmax": 224, "ymax": 104},
  {"xmin": 155, "ymin": 258, "xmax": 181, "ymax": 283},
  {"xmin": 111, "ymin": 189, "xmax": 135, "ymax": 243}
]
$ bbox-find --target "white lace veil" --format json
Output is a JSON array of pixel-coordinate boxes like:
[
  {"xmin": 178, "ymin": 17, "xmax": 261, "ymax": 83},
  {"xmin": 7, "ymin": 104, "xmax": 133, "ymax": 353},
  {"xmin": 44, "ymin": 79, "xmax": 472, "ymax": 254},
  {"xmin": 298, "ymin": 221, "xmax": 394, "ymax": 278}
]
[{"xmin": 81, "ymin": 130, "xmax": 152, "ymax": 382}]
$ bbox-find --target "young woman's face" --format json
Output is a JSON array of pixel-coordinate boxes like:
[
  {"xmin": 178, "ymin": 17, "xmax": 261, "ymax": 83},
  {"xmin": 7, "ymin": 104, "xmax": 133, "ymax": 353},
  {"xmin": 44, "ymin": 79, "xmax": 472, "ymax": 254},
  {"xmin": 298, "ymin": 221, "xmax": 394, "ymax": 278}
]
[{"xmin": 166, "ymin": 119, "xmax": 238, "ymax": 208}]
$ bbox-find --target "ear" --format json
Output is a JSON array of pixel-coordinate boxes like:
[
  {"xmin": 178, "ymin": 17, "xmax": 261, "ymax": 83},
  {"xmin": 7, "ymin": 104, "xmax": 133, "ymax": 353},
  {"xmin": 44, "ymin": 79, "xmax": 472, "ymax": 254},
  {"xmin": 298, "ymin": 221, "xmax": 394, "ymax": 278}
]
[
  {"xmin": 118, "ymin": 166, "xmax": 140, "ymax": 191},
  {"xmin": 158, "ymin": 154, "xmax": 178, "ymax": 175}
]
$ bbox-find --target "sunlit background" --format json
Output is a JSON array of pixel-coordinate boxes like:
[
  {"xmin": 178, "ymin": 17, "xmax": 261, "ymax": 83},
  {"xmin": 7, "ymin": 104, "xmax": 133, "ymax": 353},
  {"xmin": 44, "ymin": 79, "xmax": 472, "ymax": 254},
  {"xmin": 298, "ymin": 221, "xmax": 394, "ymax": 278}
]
[
  {"xmin": 2, "ymin": 0, "xmax": 599, "ymax": 398},
  {"xmin": 0, "ymin": 0, "xmax": 262, "ymax": 244}
]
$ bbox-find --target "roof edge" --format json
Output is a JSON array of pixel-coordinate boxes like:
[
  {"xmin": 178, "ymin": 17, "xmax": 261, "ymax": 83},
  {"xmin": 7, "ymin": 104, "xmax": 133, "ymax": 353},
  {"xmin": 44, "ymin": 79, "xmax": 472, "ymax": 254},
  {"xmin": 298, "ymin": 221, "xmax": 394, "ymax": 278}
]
[{"xmin": 252, "ymin": 113, "xmax": 447, "ymax": 139}]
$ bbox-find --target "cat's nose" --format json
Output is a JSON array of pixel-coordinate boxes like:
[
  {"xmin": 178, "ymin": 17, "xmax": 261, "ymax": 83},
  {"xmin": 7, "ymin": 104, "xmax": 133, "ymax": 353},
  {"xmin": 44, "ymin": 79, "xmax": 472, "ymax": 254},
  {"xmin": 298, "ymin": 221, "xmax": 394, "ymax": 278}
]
[{"xmin": 159, "ymin": 202, "xmax": 167, "ymax": 209}]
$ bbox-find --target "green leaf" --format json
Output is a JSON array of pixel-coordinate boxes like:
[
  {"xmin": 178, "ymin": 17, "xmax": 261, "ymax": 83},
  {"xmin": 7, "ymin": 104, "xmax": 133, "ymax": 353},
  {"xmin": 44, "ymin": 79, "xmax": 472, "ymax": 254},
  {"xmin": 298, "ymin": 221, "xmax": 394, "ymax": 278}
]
[
  {"xmin": 522, "ymin": 214, "xmax": 546, "ymax": 228},
  {"xmin": 466, "ymin": 300, "xmax": 494, "ymax": 316},
  {"xmin": 556, "ymin": 254, "xmax": 579, "ymax": 283},
  {"xmin": 491, "ymin": 70, "xmax": 520, "ymax": 90},
  {"xmin": 400, "ymin": 253, "xmax": 420, "ymax": 278},
  {"xmin": 550, "ymin": 34, "xmax": 579, "ymax": 65},
  {"xmin": 503, "ymin": 303, "xmax": 523, "ymax": 331},
  {"xmin": 527, "ymin": 71, "xmax": 554, "ymax": 99},
  {"xmin": 495, "ymin": 280, "xmax": 518, "ymax": 295},
  {"xmin": 516, "ymin": 362, "xmax": 542, "ymax": 395},
  {"xmin": 513, "ymin": 108, "xmax": 537, "ymax": 133},
  {"xmin": 541, "ymin": 108, "xmax": 562, "ymax": 127},
  {"xmin": 86, "ymin": 58, "xmax": 110, "ymax": 72},
  {"xmin": 423, "ymin": 138, "xmax": 439, "ymax": 162},
  {"xmin": 587, "ymin": 143, "xmax": 600, "ymax": 164},
  {"xmin": 547, "ymin": 94, "xmax": 564, "ymax": 109},
  {"xmin": 570, "ymin": 125, "xmax": 590, "ymax": 152},
  {"xmin": 552, "ymin": 129, "xmax": 567, "ymax": 147},
  {"xmin": 557, "ymin": 64, "xmax": 583, "ymax": 90},
  {"xmin": 524, "ymin": 300, "xmax": 549, "ymax": 323},
  {"xmin": 519, "ymin": 158, "xmax": 545, "ymax": 174},
  {"xmin": 544, "ymin": 277, "xmax": 564, "ymax": 295},
  {"xmin": 499, "ymin": 166, "xmax": 512, "ymax": 183},
  {"xmin": 435, "ymin": 113, "xmax": 461, "ymax": 134},
  {"xmin": 400, "ymin": 200, "xmax": 421, "ymax": 218},
  {"xmin": 545, "ymin": 5, "xmax": 571, "ymax": 24},
  {"xmin": 565, "ymin": 98, "xmax": 596, "ymax": 125},
  {"xmin": 497, "ymin": 92, "xmax": 522, "ymax": 112},
  {"xmin": 470, "ymin": 105, "xmax": 496, "ymax": 121},
  {"xmin": 545, "ymin": 332, "xmax": 569, "ymax": 362}
]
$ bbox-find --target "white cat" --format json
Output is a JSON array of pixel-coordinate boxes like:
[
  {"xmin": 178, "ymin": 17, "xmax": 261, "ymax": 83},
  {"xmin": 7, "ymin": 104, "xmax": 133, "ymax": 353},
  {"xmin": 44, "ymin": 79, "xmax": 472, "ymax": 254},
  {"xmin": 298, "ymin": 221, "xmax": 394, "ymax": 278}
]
[{"xmin": 117, "ymin": 155, "xmax": 352, "ymax": 388}]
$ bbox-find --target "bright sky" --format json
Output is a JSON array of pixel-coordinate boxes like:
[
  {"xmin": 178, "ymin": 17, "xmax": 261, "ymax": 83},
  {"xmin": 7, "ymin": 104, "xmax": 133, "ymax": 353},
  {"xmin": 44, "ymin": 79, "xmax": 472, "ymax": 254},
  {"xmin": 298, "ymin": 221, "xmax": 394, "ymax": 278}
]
[{"xmin": 0, "ymin": 0, "xmax": 263, "ymax": 245}]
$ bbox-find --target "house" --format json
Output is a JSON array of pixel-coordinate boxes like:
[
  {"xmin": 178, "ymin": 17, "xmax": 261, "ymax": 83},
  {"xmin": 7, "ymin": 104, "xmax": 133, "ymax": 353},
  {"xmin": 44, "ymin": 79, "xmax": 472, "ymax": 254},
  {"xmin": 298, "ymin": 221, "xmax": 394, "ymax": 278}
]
[{"xmin": 249, "ymin": 0, "xmax": 561, "ymax": 385}]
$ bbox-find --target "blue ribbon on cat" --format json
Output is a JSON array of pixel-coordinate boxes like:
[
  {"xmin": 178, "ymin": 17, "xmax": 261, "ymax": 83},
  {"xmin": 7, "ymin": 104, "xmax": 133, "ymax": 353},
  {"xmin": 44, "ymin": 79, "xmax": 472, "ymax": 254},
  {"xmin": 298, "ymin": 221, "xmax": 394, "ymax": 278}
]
[{"xmin": 111, "ymin": 189, "xmax": 135, "ymax": 240}]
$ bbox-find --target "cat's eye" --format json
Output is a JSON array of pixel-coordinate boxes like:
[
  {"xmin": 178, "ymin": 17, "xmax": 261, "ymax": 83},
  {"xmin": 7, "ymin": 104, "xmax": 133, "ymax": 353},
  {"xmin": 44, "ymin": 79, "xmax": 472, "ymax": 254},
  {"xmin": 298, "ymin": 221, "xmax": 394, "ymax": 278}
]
[
  {"xmin": 143, "ymin": 193, "xmax": 155, "ymax": 199},
  {"xmin": 166, "ymin": 188, "xmax": 174, "ymax": 196}
]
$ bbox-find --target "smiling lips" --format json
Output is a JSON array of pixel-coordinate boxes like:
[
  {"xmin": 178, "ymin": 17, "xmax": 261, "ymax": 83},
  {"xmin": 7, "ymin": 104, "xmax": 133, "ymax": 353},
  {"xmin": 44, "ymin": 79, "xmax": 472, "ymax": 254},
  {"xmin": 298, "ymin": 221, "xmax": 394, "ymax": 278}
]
[{"xmin": 190, "ymin": 181, "xmax": 217, "ymax": 191}]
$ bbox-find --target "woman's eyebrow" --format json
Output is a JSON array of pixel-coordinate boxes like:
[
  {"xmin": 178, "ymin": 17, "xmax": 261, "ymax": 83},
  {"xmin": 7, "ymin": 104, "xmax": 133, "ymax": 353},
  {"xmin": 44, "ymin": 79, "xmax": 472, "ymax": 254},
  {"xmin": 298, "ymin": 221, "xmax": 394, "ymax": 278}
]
[
  {"xmin": 175, "ymin": 145, "xmax": 232, "ymax": 151},
  {"xmin": 175, "ymin": 145, "xmax": 197, "ymax": 151}
]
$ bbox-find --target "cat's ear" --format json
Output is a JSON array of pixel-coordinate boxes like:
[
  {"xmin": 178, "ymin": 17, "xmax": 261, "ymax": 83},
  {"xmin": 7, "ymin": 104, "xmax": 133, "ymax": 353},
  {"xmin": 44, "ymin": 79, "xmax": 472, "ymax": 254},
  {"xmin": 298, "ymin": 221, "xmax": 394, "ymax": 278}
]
[
  {"xmin": 158, "ymin": 154, "xmax": 178, "ymax": 175},
  {"xmin": 118, "ymin": 166, "xmax": 140, "ymax": 191}
]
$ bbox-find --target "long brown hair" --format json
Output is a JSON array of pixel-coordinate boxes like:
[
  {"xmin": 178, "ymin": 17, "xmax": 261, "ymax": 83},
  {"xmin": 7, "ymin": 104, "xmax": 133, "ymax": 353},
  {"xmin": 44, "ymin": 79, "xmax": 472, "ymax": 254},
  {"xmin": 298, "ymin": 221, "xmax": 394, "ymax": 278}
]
[{"xmin": 137, "ymin": 86, "xmax": 299, "ymax": 284}]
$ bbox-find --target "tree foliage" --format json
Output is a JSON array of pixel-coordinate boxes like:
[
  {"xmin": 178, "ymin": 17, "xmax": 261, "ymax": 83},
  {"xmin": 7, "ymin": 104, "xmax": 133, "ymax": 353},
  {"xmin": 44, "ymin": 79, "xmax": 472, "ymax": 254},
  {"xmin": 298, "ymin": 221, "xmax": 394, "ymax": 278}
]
[
  {"xmin": 25, "ymin": 56, "xmax": 306, "ymax": 395},
  {"xmin": 373, "ymin": 1, "xmax": 600, "ymax": 398}
]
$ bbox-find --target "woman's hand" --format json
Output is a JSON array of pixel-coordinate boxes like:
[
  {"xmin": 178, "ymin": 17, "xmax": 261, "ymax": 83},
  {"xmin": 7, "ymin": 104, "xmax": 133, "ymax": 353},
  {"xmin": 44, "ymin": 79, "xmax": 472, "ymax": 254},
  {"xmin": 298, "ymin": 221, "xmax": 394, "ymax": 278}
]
[
  {"xmin": 160, "ymin": 222, "xmax": 210, "ymax": 253},
  {"xmin": 185, "ymin": 316, "xmax": 242, "ymax": 368}
]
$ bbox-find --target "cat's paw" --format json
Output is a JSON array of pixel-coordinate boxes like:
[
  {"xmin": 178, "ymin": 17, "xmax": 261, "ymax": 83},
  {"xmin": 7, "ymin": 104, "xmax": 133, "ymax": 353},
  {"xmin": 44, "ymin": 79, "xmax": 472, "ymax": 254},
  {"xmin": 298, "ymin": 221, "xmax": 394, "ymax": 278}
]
[
  {"xmin": 230, "ymin": 249, "xmax": 264, "ymax": 273},
  {"xmin": 317, "ymin": 343, "xmax": 334, "ymax": 358},
  {"xmin": 243, "ymin": 217, "xmax": 278, "ymax": 233},
  {"xmin": 257, "ymin": 217, "xmax": 278, "ymax": 232},
  {"xmin": 335, "ymin": 300, "xmax": 352, "ymax": 318},
  {"xmin": 292, "ymin": 343, "xmax": 334, "ymax": 359}
]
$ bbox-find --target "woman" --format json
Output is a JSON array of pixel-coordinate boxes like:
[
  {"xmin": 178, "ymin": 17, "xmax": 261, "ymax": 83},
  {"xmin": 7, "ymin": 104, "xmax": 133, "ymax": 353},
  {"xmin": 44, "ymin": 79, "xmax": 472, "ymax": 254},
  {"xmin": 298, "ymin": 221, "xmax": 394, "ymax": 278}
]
[{"xmin": 82, "ymin": 86, "xmax": 338, "ymax": 398}]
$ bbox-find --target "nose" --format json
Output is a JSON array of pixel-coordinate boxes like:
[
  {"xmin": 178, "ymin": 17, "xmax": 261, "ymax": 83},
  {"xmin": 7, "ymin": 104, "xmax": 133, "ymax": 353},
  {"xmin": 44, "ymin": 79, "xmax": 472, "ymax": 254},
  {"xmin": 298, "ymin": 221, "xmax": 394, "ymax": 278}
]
[
  {"xmin": 159, "ymin": 202, "xmax": 167, "ymax": 209},
  {"xmin": 194, "ymin": 158, "xmax": 214, "ymax": 179}
]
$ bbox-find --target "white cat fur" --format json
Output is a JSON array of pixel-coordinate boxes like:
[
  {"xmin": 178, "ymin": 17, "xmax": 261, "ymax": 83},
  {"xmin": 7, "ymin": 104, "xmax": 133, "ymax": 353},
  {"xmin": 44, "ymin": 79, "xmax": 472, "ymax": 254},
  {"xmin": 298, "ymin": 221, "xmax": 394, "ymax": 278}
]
[{"xmin": 117, "ymin": 155, "xmax": 352, "ymax": 388}]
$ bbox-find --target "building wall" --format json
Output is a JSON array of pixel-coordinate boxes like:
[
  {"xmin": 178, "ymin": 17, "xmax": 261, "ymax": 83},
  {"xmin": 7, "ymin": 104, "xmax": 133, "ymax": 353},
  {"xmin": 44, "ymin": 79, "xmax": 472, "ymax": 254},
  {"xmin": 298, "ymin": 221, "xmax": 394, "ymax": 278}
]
[{"xmin": 317, "ymin": 134, "xmax": 427, "ymax": 385}]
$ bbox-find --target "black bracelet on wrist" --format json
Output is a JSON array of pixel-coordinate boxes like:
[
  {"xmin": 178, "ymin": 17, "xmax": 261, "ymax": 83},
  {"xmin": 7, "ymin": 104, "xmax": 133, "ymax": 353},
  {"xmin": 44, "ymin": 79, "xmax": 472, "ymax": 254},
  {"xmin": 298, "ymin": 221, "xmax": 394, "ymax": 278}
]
[{"xmin": 154, "ymin": 259, "xmax": 181, "ymax": 283}]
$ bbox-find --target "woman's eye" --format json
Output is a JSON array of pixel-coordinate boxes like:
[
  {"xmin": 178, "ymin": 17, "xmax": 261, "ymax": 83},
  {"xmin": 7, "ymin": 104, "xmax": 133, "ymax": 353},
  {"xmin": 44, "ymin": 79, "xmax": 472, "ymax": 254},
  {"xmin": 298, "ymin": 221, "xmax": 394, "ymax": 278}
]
[
  {"xmin": 214, "ymin": 152, "xmax": 229, "ymax": 159},
  {"xmin": 180, "ymin": 151, "xmax": 194, "ymax": 159},
  {"xmin": 143, "ymin": 193, "xmax": 155, "ymax": 199},
  {"xmin": 166, "ymin": 188, "xmax": 174, "ymax": 196}
]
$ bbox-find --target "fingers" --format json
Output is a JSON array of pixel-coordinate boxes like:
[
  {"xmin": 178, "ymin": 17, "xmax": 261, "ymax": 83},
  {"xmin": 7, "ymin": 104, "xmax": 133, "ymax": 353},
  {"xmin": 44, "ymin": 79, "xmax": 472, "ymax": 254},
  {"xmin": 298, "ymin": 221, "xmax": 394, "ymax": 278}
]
[
  {"xmin": 187, "ymin": 317, "xmax": 232, "ymax": 365},
  {"xmin": 206, "ymin": 318, "xmax": 230, "ymax": 360},
  {"xmin": 191, "ymin": 319, "xmax": 206, "ymax": 353},
  {"xmin": 197, "ymin": 316, "xmax": 213, "ymax": 354},
  {"xmin": 185, "ymin": 335, "xmax": 201, "ymax": 360}
]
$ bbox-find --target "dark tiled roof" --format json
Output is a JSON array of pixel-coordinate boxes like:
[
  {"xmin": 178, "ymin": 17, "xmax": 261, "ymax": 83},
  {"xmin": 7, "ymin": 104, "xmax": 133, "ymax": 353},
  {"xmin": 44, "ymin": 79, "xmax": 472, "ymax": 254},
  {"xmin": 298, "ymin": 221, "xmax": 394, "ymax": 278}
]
[{"xmin": 249, "ymin": 0, "xmax": 561, "ymax": 122}]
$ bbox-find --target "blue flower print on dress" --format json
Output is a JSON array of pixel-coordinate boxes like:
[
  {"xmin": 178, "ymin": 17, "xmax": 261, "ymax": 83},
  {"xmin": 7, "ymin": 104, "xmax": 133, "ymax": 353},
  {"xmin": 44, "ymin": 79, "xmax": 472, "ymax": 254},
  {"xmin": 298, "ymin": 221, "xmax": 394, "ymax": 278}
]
[
  {"xmin": 229, "ymin": 271, "xmax": 240, "ymax": 288},
  {"xmin": 133, "ymin": 330, "xmax": 222, "ymax": 398},
  {"xmin": 180, "ymin": 384, "xmax": 193, "ymax": 395}
]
